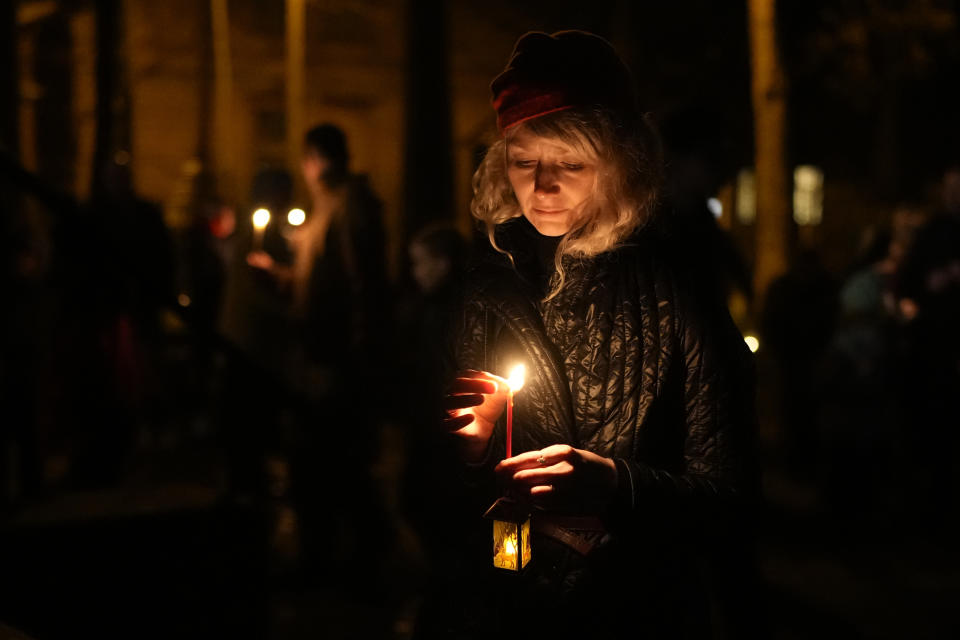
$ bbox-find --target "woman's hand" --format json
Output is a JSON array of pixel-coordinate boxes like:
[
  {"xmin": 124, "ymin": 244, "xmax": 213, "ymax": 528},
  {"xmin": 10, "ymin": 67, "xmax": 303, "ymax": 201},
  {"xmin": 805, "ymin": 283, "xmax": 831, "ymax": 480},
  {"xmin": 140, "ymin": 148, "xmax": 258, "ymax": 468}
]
[
  {"xmin": 496, "ymin": 444, "xmax": 618, "ymax": 514},
  {"xmin": 443, "ymin": 369, "xmax": 508, "ymax": 463}
]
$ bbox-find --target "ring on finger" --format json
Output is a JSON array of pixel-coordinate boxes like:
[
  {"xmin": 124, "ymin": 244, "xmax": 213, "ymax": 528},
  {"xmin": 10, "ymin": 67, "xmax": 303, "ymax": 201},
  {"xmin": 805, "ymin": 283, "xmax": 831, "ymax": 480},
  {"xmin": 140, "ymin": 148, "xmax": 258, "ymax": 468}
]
[{"xmin": 536, "ymin": 455, "xmax": 547, "ymax": 466}]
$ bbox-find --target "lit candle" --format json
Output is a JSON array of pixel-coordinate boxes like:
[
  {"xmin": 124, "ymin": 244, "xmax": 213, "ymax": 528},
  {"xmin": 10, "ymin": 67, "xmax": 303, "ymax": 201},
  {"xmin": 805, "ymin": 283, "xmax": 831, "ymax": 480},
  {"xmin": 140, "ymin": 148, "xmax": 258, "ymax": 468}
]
[
  {"xmin": 252, "ymin": 208, "xmax": 271, "ymax": 250},
  {"xmin": 287, "ymin": 208, "xmax": 306, "ymax": 226},
  {"xmin": 505, "ymin": 364, "xmax": 526, "ymax": 459}
]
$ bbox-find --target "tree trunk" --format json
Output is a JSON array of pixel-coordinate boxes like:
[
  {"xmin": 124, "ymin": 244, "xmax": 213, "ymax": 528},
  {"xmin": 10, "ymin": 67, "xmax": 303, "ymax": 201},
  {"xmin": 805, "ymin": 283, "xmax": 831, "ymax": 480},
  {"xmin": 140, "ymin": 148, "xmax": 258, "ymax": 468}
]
[
  {"xmin": 210, "ymin": 0, "xmax": 235, "ymax": 202},
  {"xmin": 748, "ymin": 0, "xmax": 791, "ymax": 304}
]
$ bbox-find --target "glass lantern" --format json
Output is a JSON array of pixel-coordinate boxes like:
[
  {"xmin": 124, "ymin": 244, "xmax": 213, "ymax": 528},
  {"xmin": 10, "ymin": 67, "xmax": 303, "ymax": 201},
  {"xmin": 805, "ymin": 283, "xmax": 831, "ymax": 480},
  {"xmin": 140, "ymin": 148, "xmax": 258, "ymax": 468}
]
[{"xmin": 483, "ymin": 497, "xmax": 531, "ymax": 572}]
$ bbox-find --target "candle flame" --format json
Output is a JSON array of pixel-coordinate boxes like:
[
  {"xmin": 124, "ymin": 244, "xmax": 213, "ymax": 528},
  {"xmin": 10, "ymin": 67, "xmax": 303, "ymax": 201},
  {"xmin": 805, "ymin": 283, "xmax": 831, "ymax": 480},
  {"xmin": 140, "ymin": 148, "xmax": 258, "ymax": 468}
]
[
  {"xmin": 504, "ymin": 536, "xmax": 516, "ymax": 556},
  {"xmin": 287, "ymin": 208, "xmax": 306, "ymax": 226},
  {"xmin": 507, "ymin": 364, "xmax": 526, "ymax": 393},
  {"xmin": 252, "ymin": 208, "xmax": 271, "ymax": 230}
]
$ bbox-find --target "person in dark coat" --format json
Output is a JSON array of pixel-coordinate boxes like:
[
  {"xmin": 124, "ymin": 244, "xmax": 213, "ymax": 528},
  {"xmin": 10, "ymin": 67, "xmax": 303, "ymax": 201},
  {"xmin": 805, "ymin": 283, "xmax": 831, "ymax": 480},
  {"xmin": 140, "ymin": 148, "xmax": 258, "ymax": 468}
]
[
  {"xmin": 895, "ymin": 166, "xmax": 960, "ymax": 527},
  {"xmin": 426, "ymin": 31, "xmax": 760, "ymax": 639},
  {"xmin": 245, "ymin": 125, "xmax": 390, "ymax": 587}
]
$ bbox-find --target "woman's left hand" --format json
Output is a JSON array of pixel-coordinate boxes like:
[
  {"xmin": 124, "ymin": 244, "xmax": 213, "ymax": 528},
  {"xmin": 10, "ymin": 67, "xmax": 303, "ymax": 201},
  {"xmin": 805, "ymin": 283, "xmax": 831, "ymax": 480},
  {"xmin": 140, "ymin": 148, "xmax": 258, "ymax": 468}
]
[{"xmin": 495, "ymin": 444, "xmax": 618, "ymax": 514}]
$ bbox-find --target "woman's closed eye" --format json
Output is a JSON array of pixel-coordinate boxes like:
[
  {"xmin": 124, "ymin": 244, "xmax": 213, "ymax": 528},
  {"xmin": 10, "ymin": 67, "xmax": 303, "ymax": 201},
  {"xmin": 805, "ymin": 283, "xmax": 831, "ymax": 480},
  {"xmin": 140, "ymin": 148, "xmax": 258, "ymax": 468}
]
[
  {"xmin": 512, "ymin": 159, "xmax": 537, "ymax": 169},
  {"xmin": 561, "ymin": 162, "xmax": 585, "ymax": 171}
]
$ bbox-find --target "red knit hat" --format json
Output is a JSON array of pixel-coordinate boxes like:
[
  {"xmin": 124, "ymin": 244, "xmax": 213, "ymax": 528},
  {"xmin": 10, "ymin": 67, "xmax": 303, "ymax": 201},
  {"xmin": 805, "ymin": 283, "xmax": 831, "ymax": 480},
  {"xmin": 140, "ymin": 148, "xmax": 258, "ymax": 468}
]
[{"xmin": 491, "ymin": 30, "xmax": 640, "ymax": 133}]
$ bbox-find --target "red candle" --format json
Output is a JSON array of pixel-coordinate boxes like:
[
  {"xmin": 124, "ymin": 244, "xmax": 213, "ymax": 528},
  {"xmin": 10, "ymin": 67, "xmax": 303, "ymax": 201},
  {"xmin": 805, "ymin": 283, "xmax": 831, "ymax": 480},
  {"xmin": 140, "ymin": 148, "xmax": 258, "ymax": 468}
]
[{"xmin": 506, "ymin": 391, "xmax": 514, "ymax": 458}]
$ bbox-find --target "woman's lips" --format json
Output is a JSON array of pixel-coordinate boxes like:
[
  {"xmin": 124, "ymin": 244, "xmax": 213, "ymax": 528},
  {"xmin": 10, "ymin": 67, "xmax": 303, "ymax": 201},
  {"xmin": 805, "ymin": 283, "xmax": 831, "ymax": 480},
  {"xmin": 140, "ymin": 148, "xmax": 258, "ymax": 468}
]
[{"xmin": 532, "ymin": 208, "xmax": 566, "ymax": 214}]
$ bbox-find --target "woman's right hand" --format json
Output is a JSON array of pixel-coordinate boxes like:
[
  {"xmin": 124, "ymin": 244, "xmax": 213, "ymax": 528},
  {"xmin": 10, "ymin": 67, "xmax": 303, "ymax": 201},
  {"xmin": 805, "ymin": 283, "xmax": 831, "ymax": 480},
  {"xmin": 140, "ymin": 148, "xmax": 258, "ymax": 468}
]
[{"xmin": 443, "ymin": 369, "xmax": 508, "ymax": 463}]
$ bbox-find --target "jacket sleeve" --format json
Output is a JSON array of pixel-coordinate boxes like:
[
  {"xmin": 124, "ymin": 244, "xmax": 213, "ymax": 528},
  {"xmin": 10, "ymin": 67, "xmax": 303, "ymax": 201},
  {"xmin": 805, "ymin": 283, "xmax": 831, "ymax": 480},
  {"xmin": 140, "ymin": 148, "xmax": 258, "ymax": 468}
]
[{"xmin": 607, "ymin": 286, "xmax": 758, "ymax": 525}]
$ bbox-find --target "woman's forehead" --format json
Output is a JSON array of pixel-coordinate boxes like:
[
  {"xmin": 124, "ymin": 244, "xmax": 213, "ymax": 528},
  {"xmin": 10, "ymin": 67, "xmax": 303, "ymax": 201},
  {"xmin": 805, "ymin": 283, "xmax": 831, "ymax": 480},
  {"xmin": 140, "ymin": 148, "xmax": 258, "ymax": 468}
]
[{"xmin": 506, "ymin": 129, "xmax": 588, "ymax": 155}]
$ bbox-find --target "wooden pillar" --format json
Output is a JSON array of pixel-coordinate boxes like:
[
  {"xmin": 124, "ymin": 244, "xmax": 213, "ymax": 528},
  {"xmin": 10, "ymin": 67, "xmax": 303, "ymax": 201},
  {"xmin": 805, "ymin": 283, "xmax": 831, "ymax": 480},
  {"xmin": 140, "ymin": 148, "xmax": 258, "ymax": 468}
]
[
  {"xmin": 71, "ymin": 8, "xmax": 96, "ymax": 201},
  {"xmin": 748, "ymin": 0, "xmax": 791, "ymax": 304},
  {"xmin": 285, "ymin": 0, "xmax": 305, "ymax": 184},
  {"xmin": 91, "ymin": 0, "xmax": 120, "ymax": 199},
  {"xmin": 1, "ymin": 0, "xmax": 17, "ymax": 156},
  {"xmin": 17, "ymin": 26, "xmax": 37, "ymax": 173},
  {"xmin": 210, "ymin": 0, "xmax": 235, "ymax": 201}
]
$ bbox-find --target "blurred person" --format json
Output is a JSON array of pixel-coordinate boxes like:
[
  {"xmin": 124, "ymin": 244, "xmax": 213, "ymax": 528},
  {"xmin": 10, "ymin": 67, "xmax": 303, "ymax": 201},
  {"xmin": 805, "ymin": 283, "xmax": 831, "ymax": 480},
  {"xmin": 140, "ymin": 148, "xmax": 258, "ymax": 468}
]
[
  {"xmin": 409, "ymin": 222, "xmax": 468, "ymax": 296},
  {"xmin": 178, "ymin": 167, "xmax": 231, "ymax": 334},
  {"xmin": 886, "ymin": 204, "xmax": 928, "ymax": 316},
  {"xmin": 91, "ymin": 157, "xmax": 177, "ymax": 328},
  {"xmin": 215, "ymin": 168, "xmax": 299, "ymax": 512},
  {"xmin": 817, "ymin": 221, "xmax": 908, "ymax": 517},
  {"xmin": 427, "ymin": 31, "xmax": 760, "ymax": 638},
  {"xmin": 246, "ymin": 124, "xmax": 389, "ymax": 591},
  {"xmin": 246, "ymin": 124, "xmax": 386, "ymax": 397},
  {"xmin": 71, "ymin": 156, "xmax": 175, "ymax": 485},
  {"xmin": 367, "ymin": 223, "xmax": 473, "ymax": 617},
  {"xmin": 1, "ymin": 151, "xmax": 175, "ymax": 490},
  {"xmin": 219, "ymin": 168, "xmax": 296, "ymax": 374},
  {"xmin": 895, "ymin": 166, "xmax": 960, "ymax": 526},
  {"xmin": 761, "ymin": 249, "xmax": 837, "ymax": 480},
  {"xmin": 395, "ymin": 224, "xmax": 470, "ymax": 551},
  {"xmin": 400, "ymin": 223, "xmax": 469, "ymax": 411},
  {"xmin": 897, "ymin": 166, "xmax": 960, "ymax": 317}
]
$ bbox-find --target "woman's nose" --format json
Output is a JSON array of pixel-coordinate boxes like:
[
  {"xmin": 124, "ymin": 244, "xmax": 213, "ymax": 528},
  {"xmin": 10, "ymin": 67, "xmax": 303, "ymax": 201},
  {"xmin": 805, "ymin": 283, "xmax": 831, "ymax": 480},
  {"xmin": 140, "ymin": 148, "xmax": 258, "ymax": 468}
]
[{"xmin": 534, "ymin": 165, "xmax": 560, "ymax": 195}]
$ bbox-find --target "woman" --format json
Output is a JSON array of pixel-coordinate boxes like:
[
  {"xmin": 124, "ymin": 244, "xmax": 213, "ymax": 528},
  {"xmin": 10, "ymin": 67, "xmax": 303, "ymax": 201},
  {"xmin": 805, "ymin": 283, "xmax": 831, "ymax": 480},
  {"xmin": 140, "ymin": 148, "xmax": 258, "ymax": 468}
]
[{"xmin": 437, "ymin": 31, "xmax": 758, "ymax": 638}]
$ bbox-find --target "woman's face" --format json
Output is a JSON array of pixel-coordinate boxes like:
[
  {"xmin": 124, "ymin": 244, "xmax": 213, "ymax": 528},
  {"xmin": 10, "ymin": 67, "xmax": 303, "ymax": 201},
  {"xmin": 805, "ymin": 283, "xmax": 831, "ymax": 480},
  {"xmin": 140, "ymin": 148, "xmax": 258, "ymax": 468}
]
[{"xmin": 506, "ymin": 128, "xmax": 598, "ymax": 237}]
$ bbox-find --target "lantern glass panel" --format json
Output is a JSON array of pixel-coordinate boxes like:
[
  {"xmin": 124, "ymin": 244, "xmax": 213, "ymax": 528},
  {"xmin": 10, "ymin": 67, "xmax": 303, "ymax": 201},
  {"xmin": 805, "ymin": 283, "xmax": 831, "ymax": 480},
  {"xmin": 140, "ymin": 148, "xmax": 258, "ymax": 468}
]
[
  {"xmin": 521, "ymin": 518, "xmax": 531, "ymax": 568},
  {"xmin": 493, "ymin": 519, "xmax": 519, "ymax": 571}
]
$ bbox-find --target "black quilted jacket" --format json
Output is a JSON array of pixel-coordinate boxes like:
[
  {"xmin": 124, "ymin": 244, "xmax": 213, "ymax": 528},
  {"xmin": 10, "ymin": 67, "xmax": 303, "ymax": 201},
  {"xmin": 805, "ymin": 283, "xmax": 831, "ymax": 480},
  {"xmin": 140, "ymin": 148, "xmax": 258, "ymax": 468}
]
[
  {"xmin": 450, "ymin": 218, "xmax": 757, "ymax": 522},
  {"xmin": 442, "ymin": 219, "xmax": 759, "ymax": 636}
]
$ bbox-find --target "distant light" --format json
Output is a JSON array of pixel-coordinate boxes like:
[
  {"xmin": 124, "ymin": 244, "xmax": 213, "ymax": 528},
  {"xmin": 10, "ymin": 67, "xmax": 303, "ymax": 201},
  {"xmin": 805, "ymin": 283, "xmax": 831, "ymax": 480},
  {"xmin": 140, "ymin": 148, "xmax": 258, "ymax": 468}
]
[
  {"xmin": 736, "ymin": 169, "xmax": 756, "ymax": 224},
  {"xmin": 287, "ymin": 208, "xmax": 306, "ymax": 226},
  {"xmin": 707, "ymin": 197, "xmax": 723, "ymax": 219},
  {"xmin": 252, "ymin": 208, "xmax": 271, "ymax": 230},
  {"xmin": 178, "ymin": 293, "xmax": 191, "ymax": 307},
  {"xmin": 744, "ymin": 335, "xmax": 760, "ymax": 353},
  {"xmin": 793, "ymin": 165, "xmax": 824, "ymax": 226},
  {"xmin": 114, "ymin": 150, "xmax": 130, "ymax": 166}
]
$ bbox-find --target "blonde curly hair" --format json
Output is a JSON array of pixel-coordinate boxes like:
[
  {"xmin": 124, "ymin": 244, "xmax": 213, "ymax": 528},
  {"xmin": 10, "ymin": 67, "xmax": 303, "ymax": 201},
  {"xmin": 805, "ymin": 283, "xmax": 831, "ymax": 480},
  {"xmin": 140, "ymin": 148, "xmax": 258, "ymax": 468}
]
[{"xmin": 471, "ymin": 107, "xmax": 662, "ymax": 299}]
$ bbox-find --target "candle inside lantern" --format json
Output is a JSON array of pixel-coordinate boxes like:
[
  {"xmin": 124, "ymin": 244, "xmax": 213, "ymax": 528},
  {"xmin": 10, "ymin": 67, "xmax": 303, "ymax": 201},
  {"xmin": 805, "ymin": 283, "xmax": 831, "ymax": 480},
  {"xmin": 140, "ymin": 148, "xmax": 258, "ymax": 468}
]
[
  {"xmin": 505, "ymin": 364, "xmax": 526, "ymax": 459},
  {"xmin": 490, "ymin": 511, "xmax": 532, "ymax": 571},
  {"xmin": 252, "ymin": 208, "xmax": 271, "ymax": 250},
  {"xmin": 495, "ymin": 529, "xmax": 519, "ymax": 570}
]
